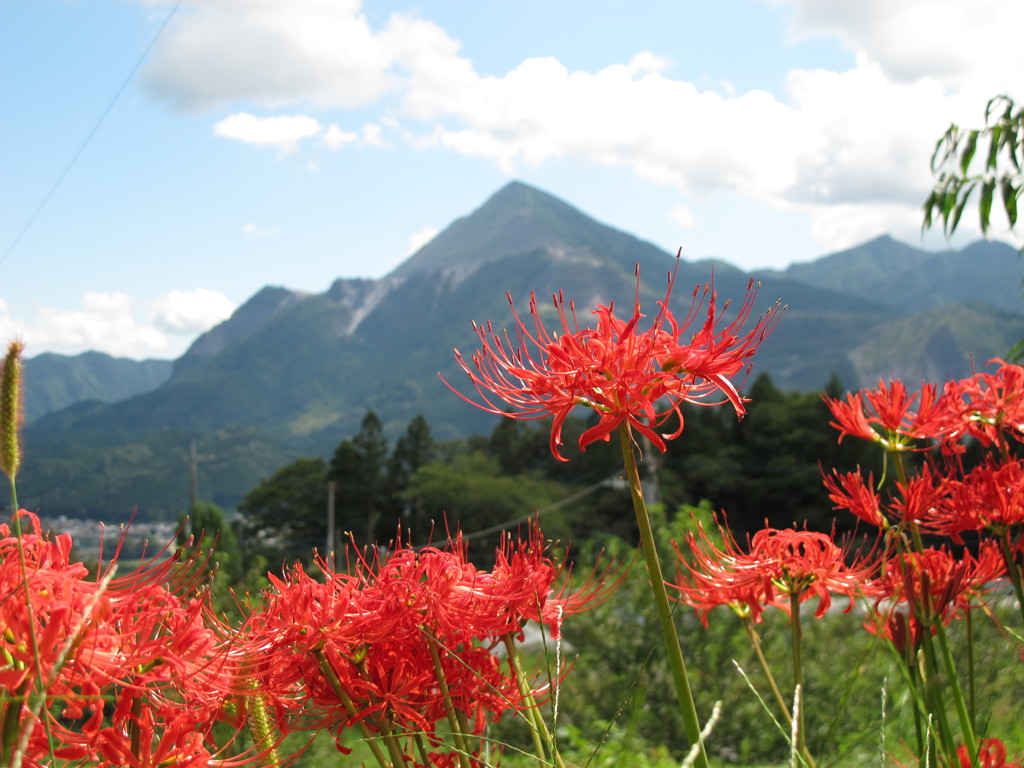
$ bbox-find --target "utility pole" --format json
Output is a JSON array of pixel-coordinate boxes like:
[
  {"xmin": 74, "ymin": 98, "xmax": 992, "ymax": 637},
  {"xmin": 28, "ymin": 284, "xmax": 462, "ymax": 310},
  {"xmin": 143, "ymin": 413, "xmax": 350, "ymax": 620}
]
[
  {"xmin": 186, "ymin": 440, "xmax": 215, "ymax": 514},
  {"xmin": 640, "ymin": 437, "xmax": 661, "ymax": 507},
  {"xmin": 326, "ymin": 480, "xmax": 336, "ymax": 569}
]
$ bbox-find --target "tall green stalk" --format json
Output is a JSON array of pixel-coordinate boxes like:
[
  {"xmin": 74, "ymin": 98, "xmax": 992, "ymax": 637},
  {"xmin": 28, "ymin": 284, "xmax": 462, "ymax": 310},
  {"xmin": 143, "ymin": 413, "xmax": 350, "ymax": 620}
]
[
  {"xmin": 617, "ymin": 423, "xmax": 710, "ymax": 768},
  {"xmin": 788, "ymin": 593, "xmax": 810, "ymax": 766}
]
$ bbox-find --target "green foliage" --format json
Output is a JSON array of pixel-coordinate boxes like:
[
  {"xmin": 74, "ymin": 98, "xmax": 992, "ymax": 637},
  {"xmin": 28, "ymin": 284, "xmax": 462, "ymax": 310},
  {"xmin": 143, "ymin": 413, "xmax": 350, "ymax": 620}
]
[
  {"xmin": 924, "ymin": 95, "xmax": 1023, "ymax": 238},
  {"xmin": 400, "ymin": 450, "xmax": 572, "ymax": 556},
  {"xmin": 386, "ymin": 413, "xmax": 436, "ymax": 533},
  {"xmin": 238, "ymin": 456, "xmax": 329, "ymax": 562},
  {"xmin": 329, "ymin": 410, "xmax": 389, "ymax": 545},
  {"xmin": 489, "ymin": 497, "xmax": 1024, "ymax": 766},
  {"xmin": 21, "ymin": 352, "xmax": 171, "ymax": 425},
  {"xmin": 658, "ymin": 374, "xmax": 876, "ymax": 532},
  {"xmin": 177, "ymin": 502, "xmax": 243, "ymax": 583},
  {"xmin": 18, "ymin": 425, "xmax": 290, "ymax": 522},
  {"xmin": 234, "ymin": 379, "xmax": 871, "ymax": 564}
]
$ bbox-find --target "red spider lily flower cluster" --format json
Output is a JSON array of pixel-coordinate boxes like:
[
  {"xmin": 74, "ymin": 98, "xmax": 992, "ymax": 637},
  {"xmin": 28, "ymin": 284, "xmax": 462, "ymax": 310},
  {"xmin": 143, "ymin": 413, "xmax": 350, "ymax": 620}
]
[
  {"xmin": 0, "ymin": 511, "xmax": 260, "ymax": 768},
  {"xmin": 825, "ymin": 379, "xmax": 963, "ymax": 451},
  {"xmin": 823, "ymin": 359, "xmax": 1024, "ymax": 454},
  {"xmin": 2, "ymin": 510, "xmax": 615, "ymax": 768},
  {"xmin": 669, "ymin": 522, "xmax": 880, "ymax": 625},
  {"xmin": 443, "ymin": 255, "xmax": 783, "ymax": 460},
  {"xmin": 864, "ymin": 543, "xmax": 1005, "ymax": 649},
  {"xmin": 822, "ymin": 360, "xmax": 1024, "ymax": 763},
  {"xmin": 242, "ymin": 523, "xmax": 618, "ymax": 764},
  {"xmin": 824, "ymin": 360, "xmax": 1024, "ymax": 547}
]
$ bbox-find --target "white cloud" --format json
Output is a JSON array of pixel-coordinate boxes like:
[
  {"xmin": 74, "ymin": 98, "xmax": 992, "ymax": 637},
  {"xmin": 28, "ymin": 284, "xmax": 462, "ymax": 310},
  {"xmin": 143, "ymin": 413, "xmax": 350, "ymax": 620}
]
[
  {"xmin": 242, "ymin": 223, "xmax": 279, "ymax": 237},
  {"xmin": 213, "ymin": 113, "xmax": 322, "ymax": 151},
  {"xmin": 405, "ymin": 226, "xmax": 439, "ymax": 256},
  {"xmin": 780, "ymin": 0, "xmax": 1024, "ymax": 93},
  {"xmin": 143, "ymin": 0, "xmax": 397, "ymax": 110},
  {"xmin": 29, "ymin": 292, "xmax": 171, "ymax": 358},
  {"xmin": 360, "ymin": 122, "xmax": 391, "ymax": 148},
  {"xmin": 1, "ymin": 291, "xmax": 236, "ymax": 360},
  {"xmin": 670, "ymin": 205, "xmax": 696, "ymax": 229},
  {"xmin": 0, "ymin": 299, "xmax": 25, "ymax": 345},
  {"xmin": 322, "ymin": 124, "xmax": 358, "ymax": 149},
  {"xmin": 143, "ymin": 0, "xmax": 1018, "ymax": 252},
  {"xmin": 151, "ymin": 289, "xmax": 236, "ymax": 334}
]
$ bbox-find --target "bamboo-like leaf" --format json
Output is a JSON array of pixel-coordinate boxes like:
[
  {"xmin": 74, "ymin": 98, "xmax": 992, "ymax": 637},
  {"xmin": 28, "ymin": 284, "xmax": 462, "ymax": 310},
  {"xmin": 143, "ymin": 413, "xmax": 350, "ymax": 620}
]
[
  {"xmin": 986, "ymin": 125, "xmax": 1003, "ymax": 171},
  {"xmin": 931, "ymin": 127, "xmax": 957, "ymax": 171},
  {"xmin": 1001, "ymin": 177, "xmax": 1019, "ymax": 227},
  {"xmin": 960, "ymin": 130, "xmax": 979, "ymax": 175},
  {"xmin": 1007, "ymin": 337, "xmax": 1024, "ymax": 365},
  {"xmin": 949, "ymin": 180, "xmax": 976, "ymax": 236},
  {"xmin": 980, "ymin": 178, "xmax": 995, "ymax": 235},
  {"xmin": 922, "ymin": 191, "xmax": 937, "ymax": 230}
]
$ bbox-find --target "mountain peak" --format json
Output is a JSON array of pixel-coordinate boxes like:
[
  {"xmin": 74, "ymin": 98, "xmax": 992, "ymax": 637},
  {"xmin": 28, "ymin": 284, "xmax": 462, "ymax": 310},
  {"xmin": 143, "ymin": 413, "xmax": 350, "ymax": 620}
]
[{"xmin": 389, "ymin": 181, "xmax": 670, "ymax": 280}]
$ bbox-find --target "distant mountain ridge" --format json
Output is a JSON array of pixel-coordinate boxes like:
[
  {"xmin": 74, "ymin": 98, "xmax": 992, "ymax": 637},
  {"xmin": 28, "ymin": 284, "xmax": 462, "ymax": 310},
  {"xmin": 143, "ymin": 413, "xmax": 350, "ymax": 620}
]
[
  {"xmin": 18, "ymin": 181, "xmax": 1024, "ymax": 520},
  {"xmin": 22, "ymin": 352, "xmax": 172, "ymax": 424},
  {"xmin": 772, "ymin": 234, "xmax": 1022, "ymax": 314}
]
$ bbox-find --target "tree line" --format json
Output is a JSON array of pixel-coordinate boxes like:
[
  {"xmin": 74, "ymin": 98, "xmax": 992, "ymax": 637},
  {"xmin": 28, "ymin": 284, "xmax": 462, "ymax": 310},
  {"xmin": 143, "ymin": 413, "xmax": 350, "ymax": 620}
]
[{"xmin": 232, "ymin": 373, "xmax": 878, "ymax": 567}]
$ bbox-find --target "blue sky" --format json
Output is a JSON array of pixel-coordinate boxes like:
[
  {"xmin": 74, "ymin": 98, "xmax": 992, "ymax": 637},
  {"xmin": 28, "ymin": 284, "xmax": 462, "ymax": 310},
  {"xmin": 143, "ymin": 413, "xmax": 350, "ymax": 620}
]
[{"xmin": 2, "ymin": 0, "xmax": 1021, "ymax": 359}]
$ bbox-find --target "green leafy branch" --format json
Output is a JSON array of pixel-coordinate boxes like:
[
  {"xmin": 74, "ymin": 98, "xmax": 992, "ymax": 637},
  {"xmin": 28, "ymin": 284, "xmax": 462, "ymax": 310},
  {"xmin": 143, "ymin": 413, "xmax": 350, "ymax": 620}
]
[{"xmin": 923, "ymin": 94, "xmax": 1022, "ymax": 238}]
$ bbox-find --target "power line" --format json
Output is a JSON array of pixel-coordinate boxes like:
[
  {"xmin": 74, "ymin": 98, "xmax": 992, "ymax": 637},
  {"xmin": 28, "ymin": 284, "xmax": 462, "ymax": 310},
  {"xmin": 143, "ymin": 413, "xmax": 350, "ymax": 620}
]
[
  {"xmin": 0, "ymin": 0, "xmax": 184, "ymax": 270},
  {"xmin": 438, "ymin": 472, "xmax": 625, "ymax": 545}
]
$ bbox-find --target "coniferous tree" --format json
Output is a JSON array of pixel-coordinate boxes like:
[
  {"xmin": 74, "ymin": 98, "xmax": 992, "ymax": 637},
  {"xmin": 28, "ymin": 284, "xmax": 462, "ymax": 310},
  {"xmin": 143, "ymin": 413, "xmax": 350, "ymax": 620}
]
[
  {"xmin": 386, "ymin": 414, "xmax": 435, "ymax": 538},
  {"xmin": 330, "ymin": 410, "xmax": 389, "ymax": 544}
]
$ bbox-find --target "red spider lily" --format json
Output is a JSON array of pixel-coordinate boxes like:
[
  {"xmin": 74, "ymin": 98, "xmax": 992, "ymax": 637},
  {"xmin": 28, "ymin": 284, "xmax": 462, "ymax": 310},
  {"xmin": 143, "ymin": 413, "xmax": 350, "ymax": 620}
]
[
  {"xmin": 871, "ymin": 543, "xmax": 1005, "ymax": 630},
  {"xmin": 952, "ymin": 360, "xmax": 1024, "ymax": 448},
  {"xmin": 670, "ymin": 521, "xmax": 770, "ymax": 624},
  {"xmin": 823, "ymin": 468, "xmax": 885, "ymax": 528},
  {"xmin": 864, "ymin": 607, "xmax": 925, "ymax": 658},
  {"xmin": 0, "ymin": 511, "xmax": 263, "ymax": 768},
  {"xmin": 825, "ymin": 463, "xmax": 953, "ymax": 530},
  {"xmin": 824, "ymin": 379, "xmax": 961, "ymax": 450},
  {"xmin": 443, "ymin": 255, "xmax": 782, "ymax": 460},
  {"xmin": 670, "ymin": 521, "xmax": 880, "ymax": 623},
  {"xmin": 925, "ymin": 457, "xmax": 1024, "ymax": 541},
  {"xmin": 247, "ymin": 521, "xmax": 616, "ymax": 748},
  {"xmin": 954, "ymin": 738, "xmax": 1023, "ymax": 768}
]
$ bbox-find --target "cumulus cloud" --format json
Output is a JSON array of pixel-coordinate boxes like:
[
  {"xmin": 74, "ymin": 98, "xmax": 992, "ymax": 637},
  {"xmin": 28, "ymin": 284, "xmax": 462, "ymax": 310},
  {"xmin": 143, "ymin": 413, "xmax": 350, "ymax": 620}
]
[
  {"xmin": 29, "ymin": 293, "xmax": 170, "ymax": 358},
  {"xmin": 242, "ymin": 223, "xmax": 279, "ymax": 237},
  {"xmin": 405, "ymin": 226, "xmax": 439, "ymax": 256},
  {"xmin": 143, "ymin": 0, "xmax": 397, "ymax": 110},
  {"xmin": 142, "ymin": 0, "xmax": 1017, "ymax": 252},
  {"xmin": 780, "ymin": 0, "xmax": 1024, "ymax": 93},
  {"xmin": 670, "ymin": 205, "xmax": 696, "ymax": 229},
  {"xmin": 213, "ymin": 113, "xmax": 322, "ymax": 151},
  {"xmin": 0, "ymin": 299, "xmax": 24, "ymax": 344},
  {"xmin": 151, "ymin": 289, "xmax": 236, "ymax": 334},
  {"xmin": 322, "ymin": 124, "xmax": 358, "ymax": 149},
  {"xmin": 1, "ymin": 290, "xmax": 236, "ymax": 359}
]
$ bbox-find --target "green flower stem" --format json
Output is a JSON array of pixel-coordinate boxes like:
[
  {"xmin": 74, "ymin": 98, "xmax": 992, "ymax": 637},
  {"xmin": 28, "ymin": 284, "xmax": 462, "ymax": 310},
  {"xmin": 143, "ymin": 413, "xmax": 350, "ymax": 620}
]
[
  {"xmin": 933, "ymin": 618, "xmax": 978, "ymax": 764},
  {"xmin": 424, "ymin": 632, "xmax": 474, "ymax": 768},
  {"xmin": 351, "ymin": 658, "xmax": 414, "ymax": 768},
  {"xmin": 742, "ymin": 617, "xmax": 792, "ymax": 728},
  {"xmin": 314, "ymin": 649, "xmax": 392, "ymax": 768},
  {"xmin": 782, "ymin": 593, "xmax": 815, "ymax": 765},
  {"xmin": 617, "ymin": 423, "xmax": 709, "ymax": 768},
  {"xmin": 965, "ymin": 605, "xmax": 976, "ymax": 725},
  {"xmin": 997, "ymin": 532, "xmax": 1024, "ymax": 627},
  {"xmin": 503, "ymin": 633, "xmax": 564, "ymax": 768},
  {"xmin": 918, "ymin": 629, "xmax": 956, "ymax": 762}
]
